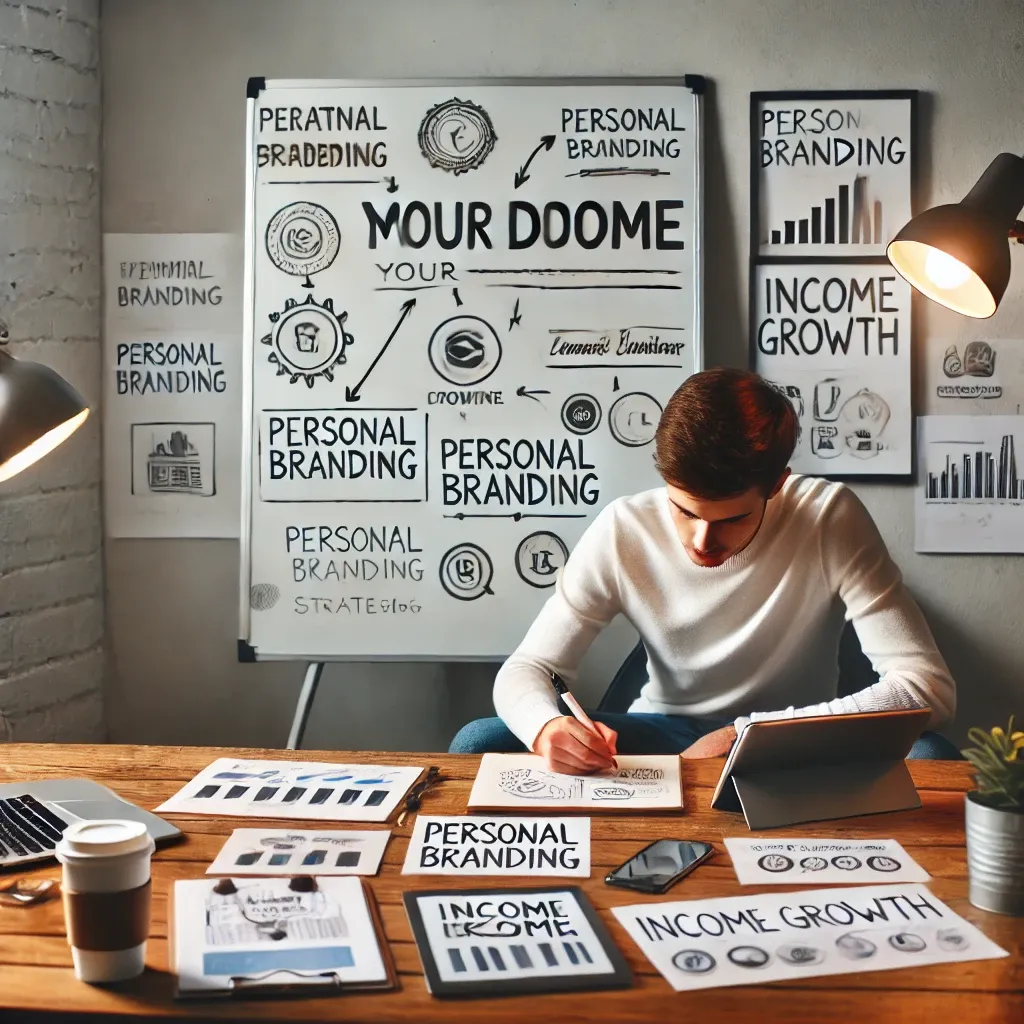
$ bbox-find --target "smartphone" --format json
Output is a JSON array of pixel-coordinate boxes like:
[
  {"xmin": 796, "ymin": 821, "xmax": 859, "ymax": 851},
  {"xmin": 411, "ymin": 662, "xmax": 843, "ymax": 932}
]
[{"xmin": 604, "ymin": 839, "xmax": 714, "ymax": 894}]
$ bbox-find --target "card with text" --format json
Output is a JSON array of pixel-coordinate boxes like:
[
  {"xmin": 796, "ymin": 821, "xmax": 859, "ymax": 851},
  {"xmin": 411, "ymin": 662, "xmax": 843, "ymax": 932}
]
[{"xmin": 724, "ymin": 838, "xmax": 928, "ymax": 885}]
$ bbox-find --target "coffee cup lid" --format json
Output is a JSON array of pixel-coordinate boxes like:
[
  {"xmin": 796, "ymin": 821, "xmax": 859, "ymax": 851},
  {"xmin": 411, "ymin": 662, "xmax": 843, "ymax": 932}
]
[{"xmin": 55, "ymin": 819, "xmax": 153, "ymax": 861}]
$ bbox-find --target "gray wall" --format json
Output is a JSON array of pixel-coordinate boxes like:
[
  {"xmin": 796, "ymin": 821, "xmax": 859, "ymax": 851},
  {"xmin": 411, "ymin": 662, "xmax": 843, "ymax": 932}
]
[
  {"xmin": 100, "ymin": 0, "xmax": 1024, "ymax": 751},
  {"xmin": 0, "ymin": 0, "xmax": 105, "ymax": 742}
]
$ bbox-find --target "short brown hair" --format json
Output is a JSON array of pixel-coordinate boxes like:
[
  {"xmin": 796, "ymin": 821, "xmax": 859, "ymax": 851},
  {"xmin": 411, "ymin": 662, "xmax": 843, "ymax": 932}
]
[{"xmin": 653, "ymin": 368, "xmax": 797, "ymax": 498}]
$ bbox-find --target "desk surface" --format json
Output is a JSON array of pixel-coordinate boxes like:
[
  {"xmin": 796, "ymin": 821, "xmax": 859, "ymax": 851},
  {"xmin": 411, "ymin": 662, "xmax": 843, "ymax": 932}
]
[{"xmin": 0, "ymin": 745, "xmax": 1021, "ymax": 1022}]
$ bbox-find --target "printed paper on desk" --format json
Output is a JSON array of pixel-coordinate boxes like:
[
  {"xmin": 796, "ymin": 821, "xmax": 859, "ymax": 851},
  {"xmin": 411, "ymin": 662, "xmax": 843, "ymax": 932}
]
[
  {"xmin": 612, "ymin": 883, "xmax": 1008, "ymax": 992},
  {"xmin": 208, "ymin": 829, "xmax": 390, "ymax": 876},
  {"xmin": 402, "ymin": 817, "xmax": 590, "ymax": 877},
  {"xmin": 156, "ymin": 758, "xmax": 423, "ymax": 822},
  {"xmin": 724, "ymin": 838, "xmax": 929, "ymax": 885},
  {"xmin": 467, "ymin": 754, "xmax": 681, "ymax": 811}
]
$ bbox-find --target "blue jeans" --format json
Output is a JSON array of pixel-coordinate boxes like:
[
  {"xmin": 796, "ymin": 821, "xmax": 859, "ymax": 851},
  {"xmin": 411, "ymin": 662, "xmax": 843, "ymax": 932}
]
[{"xmin": 449, "ymin": 711, "xmax": 961, "ymax": 760}]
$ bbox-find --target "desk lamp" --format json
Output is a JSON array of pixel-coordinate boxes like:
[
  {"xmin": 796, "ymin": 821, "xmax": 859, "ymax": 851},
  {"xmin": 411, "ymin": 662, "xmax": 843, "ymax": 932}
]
[
  {"xmin": 0, "ymin": 332, "xmax": 90, "ymax": 482},
  {"xmin": 887, "ymin": 153, "xmax": 1024, "ymax": 318}
]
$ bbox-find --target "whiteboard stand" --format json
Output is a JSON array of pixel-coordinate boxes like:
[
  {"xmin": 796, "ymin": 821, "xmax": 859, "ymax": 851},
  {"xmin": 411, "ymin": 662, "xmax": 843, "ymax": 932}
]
[{"xmin": 286, "ymin": 662, "xmax": 325, "ymax": 750}]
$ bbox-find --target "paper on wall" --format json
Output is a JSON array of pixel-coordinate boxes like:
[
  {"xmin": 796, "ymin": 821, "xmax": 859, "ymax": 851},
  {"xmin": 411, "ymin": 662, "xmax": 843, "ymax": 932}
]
[
  {"xmin": 467, "ymin": 754, "xmax": 681, "ymax": 811},
  {"xmin": 208, "ymin": 828, "xmax": 391, "ymax": 876},
  {"xmin": 612, "ymin": 883, "xmax": 1008, "ymax": 992},
  {"xmin": 402, "ymin": 816, "xmax": 590, "ymax": 877},
  {"xmin": 724, "ymin": 838, "xmax": 929, "ymax": 884}
]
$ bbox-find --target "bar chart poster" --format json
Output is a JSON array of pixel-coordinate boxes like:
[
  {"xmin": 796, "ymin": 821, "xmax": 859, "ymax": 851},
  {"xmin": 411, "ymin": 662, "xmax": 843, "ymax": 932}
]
[
  {"xmin": 752, "ymin": 91, "xmax": 915, "ymax": 259},
  {"xmin": 752, "ymin": 263, "xmax": 911, "ymax": 476},
  {"xmin": 916, "ymin": 415, "xmax": 1024, "ymax": 553}
]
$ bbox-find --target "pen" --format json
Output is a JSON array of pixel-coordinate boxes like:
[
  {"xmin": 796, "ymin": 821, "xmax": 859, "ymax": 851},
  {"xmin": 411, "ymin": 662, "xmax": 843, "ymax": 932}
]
[{"xmin": 550, "ymin": 672, "xmax": 618, "ymax": 768}]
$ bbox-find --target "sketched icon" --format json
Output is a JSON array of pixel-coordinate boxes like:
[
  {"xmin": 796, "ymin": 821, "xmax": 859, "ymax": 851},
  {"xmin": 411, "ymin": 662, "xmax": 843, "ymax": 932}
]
[
  {"xmin": 515, "ymin": 531, "xmax": 569, "ymax": 589},
  {"xmin": 777, "ymin": 944, "xmax": 824, "ymax": 967},
  {"xmin": 889, "ymin": 933, "xmax": 927, "ymax": 953},
  {"xmin": 439, "ymin": 543, "xmax": 493, "ymax": 601},
  {"xmin": 428, "ymin": 315, "xmax": 502, "ymax": 386},
  {"xmin": 261, "ymin": 294, "xmax": 354, "ymax": 387},
  {"xmin": 727, "ymin": 946, "xmax": 771, "ymax": 969},
  {"xmin": 831, "ymin": 855, "xmax": 862, "ymax": 871},
  {"xmin": 757, "ymin": 854, "xmax": 794, "ymax": 873},
  {"xmin": 836, "ymin": 933, "xmax": 877, "ymax": 960},
  {"xmin": 418, "ymin": 97, "xmax": 497, "ymax": 174},
  {"xmin": 672, "ymin": 950, "xmax": 716, "ymax": 974},
  {"xmin": 561, "ymin": 394, "xmax": 602, "ymax": 435},
  {"xmin": 249, "ymin": 583, "xmax": 280, "ymax": 611},
  {"xmin": 866, "ymin": 855, "xmax": 901, "ymax": 872},
  {"xmin": 608, "ymin": 392, "xmax": 662, "ymax": 447},
  {"xmin": 799, "ymin": 856, "xmax": 829, "ymax": 871},
  {"xmin": 265, "ymin": 202, "xmax": 340, "ymax": 286}
]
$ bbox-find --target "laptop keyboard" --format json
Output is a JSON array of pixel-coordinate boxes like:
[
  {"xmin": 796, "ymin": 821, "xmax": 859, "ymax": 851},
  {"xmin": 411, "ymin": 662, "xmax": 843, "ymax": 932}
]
[{"xmin": 0, "ymin": 796, "xmax": 69, "ymax": 862}]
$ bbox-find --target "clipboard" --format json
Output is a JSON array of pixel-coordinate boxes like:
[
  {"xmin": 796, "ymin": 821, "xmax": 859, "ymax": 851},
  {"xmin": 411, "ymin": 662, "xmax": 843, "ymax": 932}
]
[
  {"xmin": 170, "ymin": 875, "xmax": 398, "ymax": 999},
  {"xmin": 710, "ymin": 708, "xmax": 931, "ymax": 830}
]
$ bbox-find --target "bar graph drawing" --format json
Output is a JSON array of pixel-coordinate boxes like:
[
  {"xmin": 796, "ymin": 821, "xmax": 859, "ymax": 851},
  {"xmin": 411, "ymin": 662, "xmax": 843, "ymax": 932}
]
[
  {"xmin": 766, "ymin": 175, "xmax": 883, "ymax": 249},
  {"xmin": 925, "ymin": 433, "xmax": 1022, "ymax": 503}
]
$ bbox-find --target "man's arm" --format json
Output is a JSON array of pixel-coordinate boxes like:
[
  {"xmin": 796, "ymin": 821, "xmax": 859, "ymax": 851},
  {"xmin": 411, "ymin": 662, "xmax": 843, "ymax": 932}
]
[
  {"xmin": 732, "ymin": 485, "xmax": 956, "ymax": 736},
  {"xmin": 493, "ymin": 503, "xmax": 623, "ymax": 751}
]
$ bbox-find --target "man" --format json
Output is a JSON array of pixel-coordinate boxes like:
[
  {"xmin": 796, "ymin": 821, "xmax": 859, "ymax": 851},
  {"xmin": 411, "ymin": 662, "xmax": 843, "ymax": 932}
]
[{"xmin": 450, "ymin": 368, "xmax": 956, "ymax": 773}]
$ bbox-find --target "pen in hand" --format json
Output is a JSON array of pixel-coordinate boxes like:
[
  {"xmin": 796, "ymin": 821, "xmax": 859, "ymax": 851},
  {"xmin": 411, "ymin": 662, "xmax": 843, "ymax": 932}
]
[{"xmin": 550, "ymin": 672, "xmax": 618, "ymax": 770}]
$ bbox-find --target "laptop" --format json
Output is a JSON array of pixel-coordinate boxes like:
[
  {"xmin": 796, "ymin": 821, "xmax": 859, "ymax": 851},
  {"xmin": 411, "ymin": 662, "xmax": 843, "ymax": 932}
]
[{"xmin": 0, "ymin": 778, "xmax": 182, "ymax": 869}]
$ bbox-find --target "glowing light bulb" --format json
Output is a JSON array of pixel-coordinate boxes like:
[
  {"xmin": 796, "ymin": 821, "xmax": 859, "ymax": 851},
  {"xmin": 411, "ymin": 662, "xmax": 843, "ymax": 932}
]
[{"xmin": 924, "ymin": 248, "xmax": 972, "ymax": 290}]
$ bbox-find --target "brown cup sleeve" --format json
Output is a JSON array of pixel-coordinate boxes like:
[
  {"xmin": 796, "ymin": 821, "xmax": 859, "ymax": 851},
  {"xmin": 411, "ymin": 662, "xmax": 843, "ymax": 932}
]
[{"xmin": 63, "ymin": 880, "xmax": 152, "ymax": 952}]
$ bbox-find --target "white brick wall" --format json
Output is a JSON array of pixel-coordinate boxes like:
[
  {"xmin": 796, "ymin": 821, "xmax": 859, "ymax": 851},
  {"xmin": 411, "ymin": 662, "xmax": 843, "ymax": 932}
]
[{"xmin": 0, "ymin": 0, "xmax": 104, "ymax": 741}]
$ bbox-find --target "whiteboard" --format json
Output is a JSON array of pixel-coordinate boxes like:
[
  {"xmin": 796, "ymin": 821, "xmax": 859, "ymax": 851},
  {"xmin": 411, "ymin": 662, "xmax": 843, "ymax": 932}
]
[{"xmin": 240, "ymin": 77, "xmax": 704, "ymax": 660}]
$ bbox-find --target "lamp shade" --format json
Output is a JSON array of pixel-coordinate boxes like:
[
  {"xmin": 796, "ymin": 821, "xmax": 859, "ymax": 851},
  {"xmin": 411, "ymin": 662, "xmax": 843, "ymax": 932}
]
[
  {"xmin": 0, "ymin": 350, "xmax": 90, "ymax": 482},
  {"xmin": 887, "ymin": 152, "xmax": 1024, "ymax": 318}
]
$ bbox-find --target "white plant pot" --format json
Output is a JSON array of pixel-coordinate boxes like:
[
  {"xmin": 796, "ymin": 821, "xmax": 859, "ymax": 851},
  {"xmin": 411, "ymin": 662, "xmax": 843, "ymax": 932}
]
[{"xmin": 965, "ymin": 792, "xmax": 1024, "ymax": 916}]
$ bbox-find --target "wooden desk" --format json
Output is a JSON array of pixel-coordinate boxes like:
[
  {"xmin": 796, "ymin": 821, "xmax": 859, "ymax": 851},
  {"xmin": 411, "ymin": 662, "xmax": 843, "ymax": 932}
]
[{"xmin": 0, "ymin": 745, "xmax": 1020, "ymax": 1022}]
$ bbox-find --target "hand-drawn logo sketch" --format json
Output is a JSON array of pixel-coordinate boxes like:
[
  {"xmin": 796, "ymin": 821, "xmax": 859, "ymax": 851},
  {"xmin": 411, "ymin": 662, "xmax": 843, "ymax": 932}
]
[
  {"xmin": 766, "ymin": 381, "xmax": 805, "ymax": 446},
  {"xmin": 249, "ymin": 583, "xmax": 281, "ymax": 611},
  {"xmin": 839, "ymin": 389, "xmax": 890, "ymax": 459},
  {"xmin": 561, "ymin": 394, "xmax": 602, "ymax": 435},
  {"xmin": 866, "ymin": 855, "xmax": 901, "ymax": 872},
  {"xmin": 777, "ymin": 944, "xmax": 824, "ymax": 966},
  {"xmin": 439, "ymin": 542, "xmax": 494, "ymax": 601},
  {"xmin": 813, "ymin": 378, "xmax": 842, "ymax": 421},
  {"xmin": 672, "ymin": 950, "xmax": 716, "ymax": 974},
  {"xmin": 608, "ymin": 392, "xmax": 662, "ymax": 447},
  {"xmin": 261, "ymin": 294, "xmax": 354, "ymax": 387},
  {"xmin": 831, "ymin": 855, "xmax": 862, "ymax": 871},
  {"xmin": 836, "ymin": 933, "xmax": 877, "ymax": 960},
  {"xmin": 888, "ymin": 932, "xmax": 926, "ymax": 953},
  {"xmin": 265, "ymin": 202, "xmax": 341, "ymax": 287},
  {"xmin": 939, "ymin": 341, "xmax": 1002, "ymax": 398},
  {"xmin": 799, "ymin": 856, "xmax": 829, "ymax": 871},
  {"xmin": 418, "ymin": 97, "xmax": 497, "ymax": 174},
  {"xmin": 757, "ymin": 854, "xmax": 794, "ymax": 873},
  {"xmin": 727, "ymin": 946, "xmax": 771, "ymax": 969},
  {"xmin": 936, "ymin": 928, "xmax": 970, "ymax": 952},
  {"xmin": 810, "ymin": 424, "xmax": 841, "ymax": 458},
  {"xmin": 205, "ymin": 880, "xmax": 346, "ymax": 945},
  {"xmin": 428, "ymin": 315, "xmax": 502, "ymax": 386},
  {"xmin": 497, "ymin": 768, "xmax": 584, "ymax": 801},
  {"xmin": 514, "ymin": 531, "xmax": 569, "ymax": 588},
  {"xmin": 590, "ymin": 785, "xmax": 635, "ymax": 800},
  {"xmin": 131, "ymin": 422, "xmax": 215, "ymax": 497}
]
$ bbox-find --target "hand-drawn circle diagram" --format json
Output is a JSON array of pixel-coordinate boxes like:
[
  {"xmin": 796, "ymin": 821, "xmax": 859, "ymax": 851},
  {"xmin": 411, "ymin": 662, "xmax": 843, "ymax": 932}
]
[
  {"xmin": 261, "ymin": 294, "xmax": 354, "ymax": 388},
  {"xmin": 800, "ymin": 856, "xmax": 829, "ymax": 871},
  {"xmin": 937, "ymin": 928, "xmax": 970, "ymax": 952},
  {"xmin": 608, "ymin": 392, "xmax": 662, "ymax": 447},
  {"xmin": 835, "ymin": 933, "xmax": 878, "ymax": 960},
  {"xmin": 417, "ymin": 97, "xmax": 497, "ymax": 175},
  {"xmin": 428, "ymin": 315, "xmax": 503, "ymax": 386},
  {"xmin": 777, "ymin": 944, "xmax": 825, "ymax": 967},
  {"xmin": 438, "ymin": 542, "xmax": 494, "ymax": 601},
  {"xmin": 672, "ymin": 950, "xmax": 716, "ymax": 974},
  {"xmin": 265, "ymin": 202, "xmax": 341, "ymax": 286},
  {"xmin": 514, "ymin": 531, "xmax": 569, "ymax": 589},
  {"xmin": 561, "ymin": 394, "xmax": 602, "ymax": 435},
  {"xmin": 865, "ymin": 855, "xmax": 901, "ymax": 872},
  {"xmin": 249, "ymin": 583, "xmax": 281, "ymax": 611},
  {"xmin": 727, "ymin": 946, "xmax": 771, "ymax": 969},
  {"xmin": 888, "ymin": 933, "xmax": 927, "ymax": 953},
  {"xmin": 830, "ymin": 855, "xmax": 862, "ymax": 871},
  {"xmin": 757, "ymin": 854, "xmax": 794, "ymax": 873}
]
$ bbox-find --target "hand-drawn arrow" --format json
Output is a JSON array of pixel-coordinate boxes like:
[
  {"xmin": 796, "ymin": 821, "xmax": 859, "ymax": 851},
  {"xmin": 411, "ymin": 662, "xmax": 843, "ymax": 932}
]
[
  {"xmin": 516, "ymin": 385, "xmax": 550, "ymax": 403},
  {"xmin": 452, "ymin": 287, "xmax": 463, "ymax": 307},
  {"xmin": 508, "ymin": 297, "xmax": 522, "ymax": 331},
  {"xmin": 344, "ymin": 298, "xmax": 416, "ymax": 402},
  {"xmin": 514, "ymin": 135, "xmax": 556, "ymax": 189}
]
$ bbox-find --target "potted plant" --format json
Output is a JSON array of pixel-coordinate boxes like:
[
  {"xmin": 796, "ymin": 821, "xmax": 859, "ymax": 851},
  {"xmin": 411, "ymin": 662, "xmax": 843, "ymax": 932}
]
[{"xmin": 962, "ymin": 716, "xmax": 1024, "ymax": 916}]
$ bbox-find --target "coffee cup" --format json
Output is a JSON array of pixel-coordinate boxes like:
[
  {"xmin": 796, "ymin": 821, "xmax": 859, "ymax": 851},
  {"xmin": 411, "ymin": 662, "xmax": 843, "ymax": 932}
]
[{"xmin": 54, "ymin": 819, "xmax": 155, "ymax": 983}]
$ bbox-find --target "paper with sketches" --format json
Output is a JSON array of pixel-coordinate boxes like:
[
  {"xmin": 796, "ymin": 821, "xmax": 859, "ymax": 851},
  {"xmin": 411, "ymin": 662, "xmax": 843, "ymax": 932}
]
[
  {"xmin": 207, "ymin": 829, "xmax": 391, "ymax": 876},
  {"xmin": 402, "ymin": 816, "xmax": 590, "ymax": 877},
  {"xmin": 156, "ymin": 758, "xmax": 423, "ymax": 823},
  {"xmin": 467, "ymin": 754, "xmax": 681, "ymax": 811},
  {"xmin": 612, "ymin": 883, "xmax": 1008, "ymax": 992},
  {"xmin": 724, "ymin": 838, "xmax": 929, "ymax": 885},
  {"xmin": 173, "ymin": 876, "xmax": 387, "ymax": 994}
]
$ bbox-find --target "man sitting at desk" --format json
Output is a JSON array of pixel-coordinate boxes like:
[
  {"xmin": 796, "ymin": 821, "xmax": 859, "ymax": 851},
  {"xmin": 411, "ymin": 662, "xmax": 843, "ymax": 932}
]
[{"xmin": 450, "ymin": 368, "xmax": 957, "ymax": 773}]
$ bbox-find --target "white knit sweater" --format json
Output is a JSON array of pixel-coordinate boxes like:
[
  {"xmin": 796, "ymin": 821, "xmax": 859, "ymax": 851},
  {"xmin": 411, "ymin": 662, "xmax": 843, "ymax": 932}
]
[{"xmin": 494, "ymin": 474, "xmax": 956, "ymax": 750}]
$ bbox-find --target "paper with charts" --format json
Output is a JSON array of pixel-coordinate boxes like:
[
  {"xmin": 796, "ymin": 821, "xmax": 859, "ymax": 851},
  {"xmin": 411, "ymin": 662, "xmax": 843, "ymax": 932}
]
[
  {"xmin": 467, "ymin": 754, "xmax": 681, "ymax": 811},
  {"xmin": 207, "ymin": 829, "xmax": 391, "ymax": 877},
  {"xmin": 156, "ymin": 758, "xmax": 423, "ymax": 822},
  {"xmin": 724, "ymin": 838, "xmax": 929, "ymax": 885},
  {"xmin": 612, "ymin": 883, "xmax": 1008, "ymax": 992}
]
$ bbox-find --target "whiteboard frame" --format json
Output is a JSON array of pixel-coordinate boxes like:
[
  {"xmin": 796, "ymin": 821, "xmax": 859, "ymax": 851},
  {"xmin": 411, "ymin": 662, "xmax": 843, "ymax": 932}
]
[{"xmin": 239, "ymin": 76, "xmax": 705, "ymax": 661}]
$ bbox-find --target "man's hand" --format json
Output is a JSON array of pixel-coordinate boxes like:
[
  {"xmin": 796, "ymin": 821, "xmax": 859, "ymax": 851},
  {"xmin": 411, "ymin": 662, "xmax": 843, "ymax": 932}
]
[
  {"xmin": 533, "ymin": 717, "xmax": 619, "ymax": 775},
  {"xmin": 681, "ymin": 724, "xmax": 737, "ymax": 759}
]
